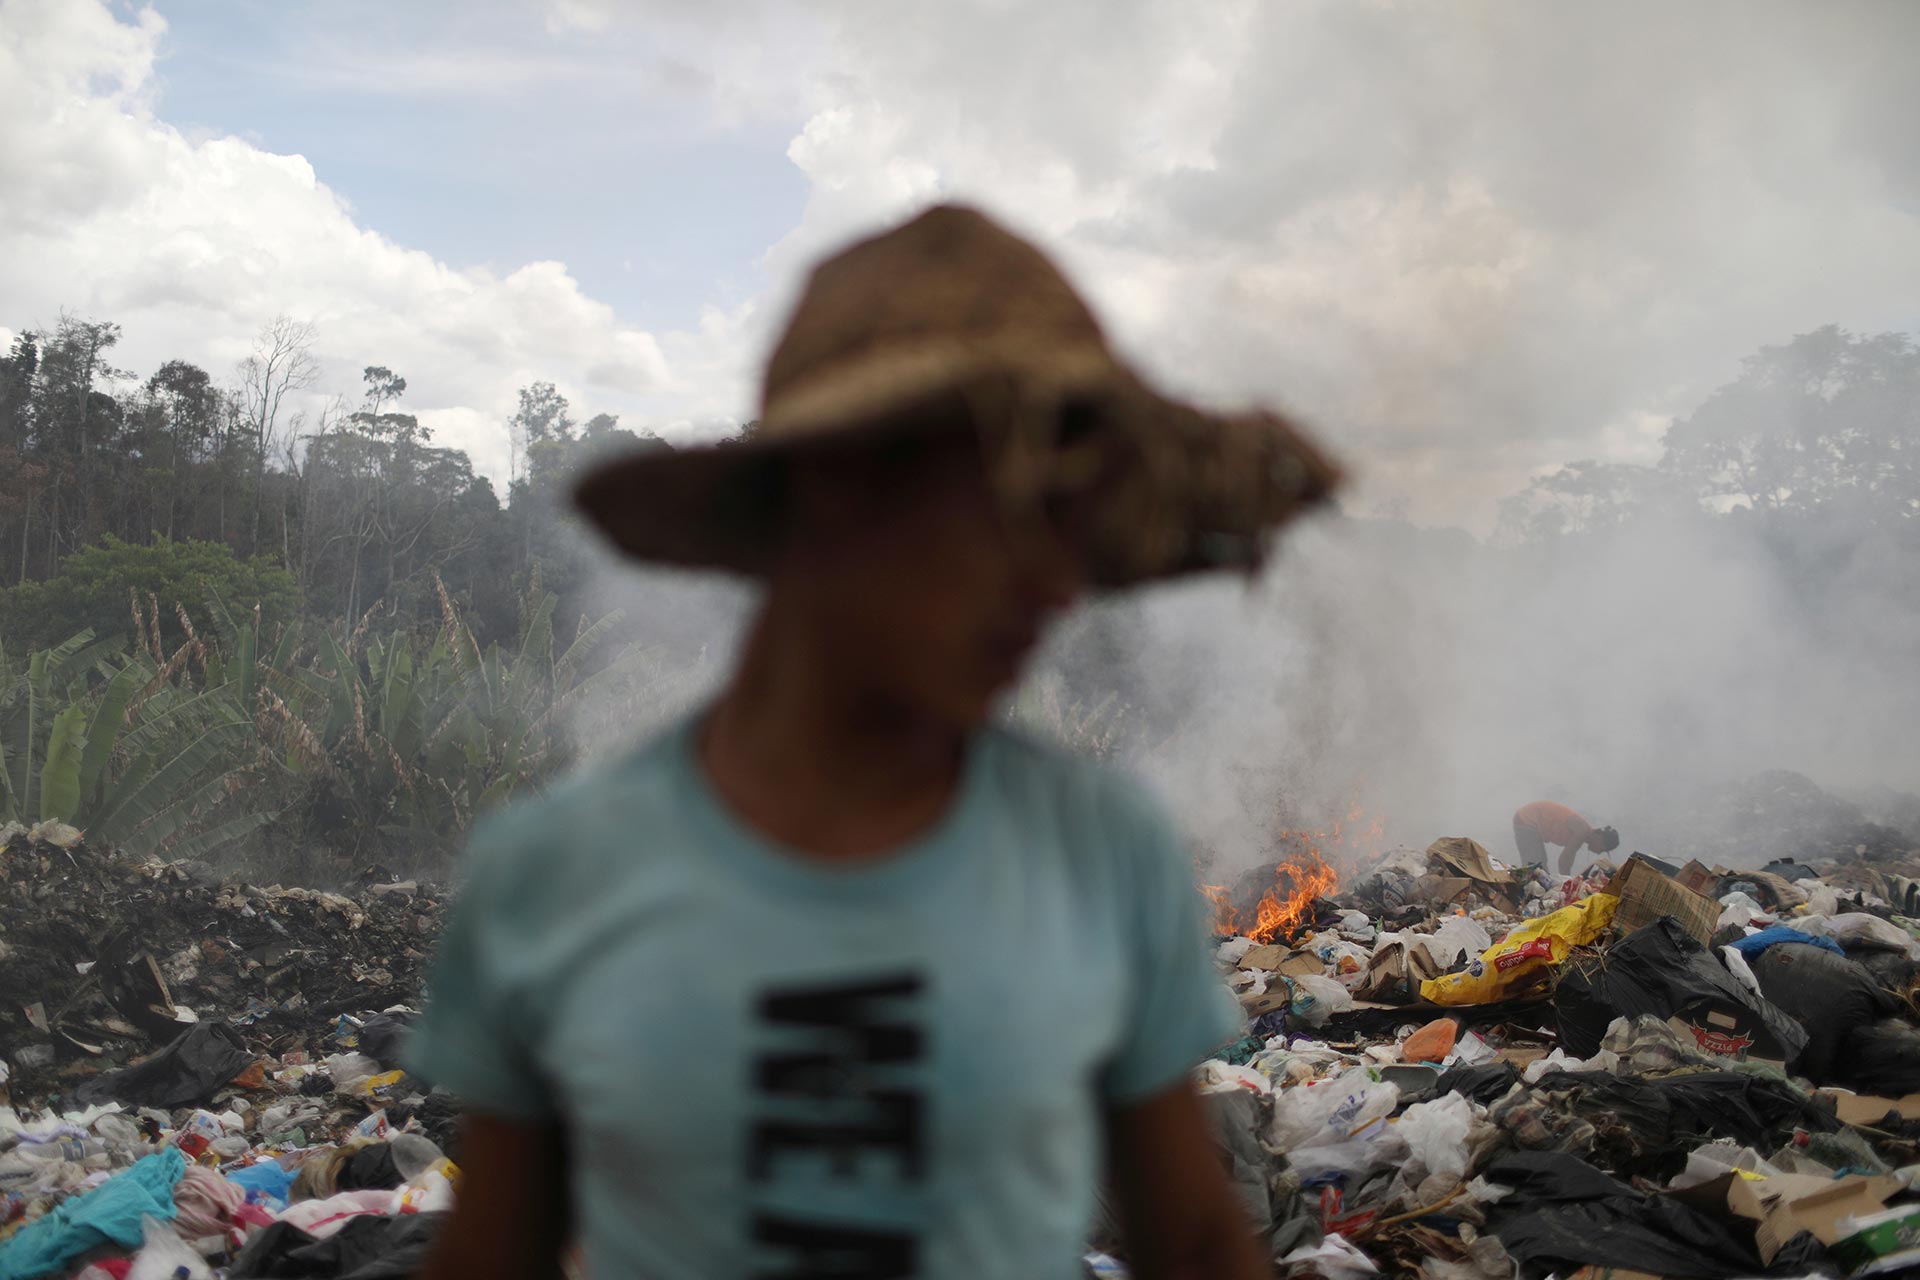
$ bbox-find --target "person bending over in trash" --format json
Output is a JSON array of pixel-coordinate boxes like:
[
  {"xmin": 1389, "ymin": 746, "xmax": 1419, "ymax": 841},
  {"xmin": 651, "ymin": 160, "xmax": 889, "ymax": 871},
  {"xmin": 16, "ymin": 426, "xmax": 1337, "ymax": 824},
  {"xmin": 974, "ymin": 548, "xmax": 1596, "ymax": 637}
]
[
  {"xmin": 409, "ymin": 205, "xmax": 1339, "ymax": 1280},
  {"xmin": 1512, "ymin": 800, "xmax": 1619, "ymax": 876}
]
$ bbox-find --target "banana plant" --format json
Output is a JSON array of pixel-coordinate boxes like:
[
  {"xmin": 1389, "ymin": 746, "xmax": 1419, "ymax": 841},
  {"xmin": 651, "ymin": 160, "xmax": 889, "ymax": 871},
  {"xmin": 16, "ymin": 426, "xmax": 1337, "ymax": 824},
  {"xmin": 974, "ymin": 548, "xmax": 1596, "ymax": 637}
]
[{"xmin": 0, "ymin": 629, "xmax": 274, "ymax": 858}]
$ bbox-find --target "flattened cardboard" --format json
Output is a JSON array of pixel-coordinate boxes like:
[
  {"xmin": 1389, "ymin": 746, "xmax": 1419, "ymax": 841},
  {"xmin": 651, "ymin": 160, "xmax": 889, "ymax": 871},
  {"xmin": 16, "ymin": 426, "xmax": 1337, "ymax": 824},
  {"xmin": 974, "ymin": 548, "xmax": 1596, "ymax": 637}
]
[
  {"xmin": 1237, "ymin": 944, "xmax": 1323, "ymax": 978},
  {"xmin": 1426, "ymin": 836, "xmax": 1511, "ymax": 885},
  {"xmin": 1604, "ymin": 855, "xmax": 1720, "ymax": 946},
  {"xmin": 1237, "ymin": 943, "xmax": 1288, "ymax": 971},
  {"xmin": 1816, "ymin": 1089, "xmax": 1920, "ymax": 1125}
]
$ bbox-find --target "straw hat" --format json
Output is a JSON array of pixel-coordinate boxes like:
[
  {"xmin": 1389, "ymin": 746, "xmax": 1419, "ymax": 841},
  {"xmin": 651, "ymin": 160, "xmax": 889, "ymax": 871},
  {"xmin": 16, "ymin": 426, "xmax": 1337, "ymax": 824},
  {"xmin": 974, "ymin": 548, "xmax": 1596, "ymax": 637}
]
[{"xmin": 575, "ymin": 204, "xmax": 1340, "ymax": 585}]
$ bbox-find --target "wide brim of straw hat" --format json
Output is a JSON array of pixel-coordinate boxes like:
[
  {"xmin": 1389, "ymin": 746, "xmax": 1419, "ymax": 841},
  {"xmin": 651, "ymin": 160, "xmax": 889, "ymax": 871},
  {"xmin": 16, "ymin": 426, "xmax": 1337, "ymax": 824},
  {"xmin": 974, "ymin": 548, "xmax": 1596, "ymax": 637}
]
[{"xmin": 575, "ymin": 204, "xmax": 1341, "ymax": 585}]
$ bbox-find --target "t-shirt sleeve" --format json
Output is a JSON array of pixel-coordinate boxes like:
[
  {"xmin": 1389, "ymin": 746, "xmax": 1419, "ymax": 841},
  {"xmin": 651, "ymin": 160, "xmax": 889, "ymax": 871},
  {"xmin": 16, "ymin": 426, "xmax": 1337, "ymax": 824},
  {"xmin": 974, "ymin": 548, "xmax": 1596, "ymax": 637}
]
[
  {"xmin": 1101, "ymin": 787, "xmax": 1245, "ymax": 1105},
  {"xmin": 406, "ymin": 819, "xmax": 556, "ymax": 1121}
]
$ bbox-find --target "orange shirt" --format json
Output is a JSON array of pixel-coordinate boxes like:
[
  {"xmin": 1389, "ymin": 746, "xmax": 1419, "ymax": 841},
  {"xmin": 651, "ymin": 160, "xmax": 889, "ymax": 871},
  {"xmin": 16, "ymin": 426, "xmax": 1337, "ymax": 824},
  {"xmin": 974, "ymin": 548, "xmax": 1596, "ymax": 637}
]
[{"xmin": 1514, "ymin": 801, "xmax": 1593, "ymax": 848}]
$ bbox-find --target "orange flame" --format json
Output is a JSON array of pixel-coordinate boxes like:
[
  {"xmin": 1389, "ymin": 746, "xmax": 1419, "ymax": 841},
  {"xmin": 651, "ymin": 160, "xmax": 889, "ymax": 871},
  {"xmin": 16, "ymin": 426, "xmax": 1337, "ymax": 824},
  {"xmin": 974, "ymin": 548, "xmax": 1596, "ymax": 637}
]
[
  {"xmin": 1205, "ymin": 845, "xmax": 1340, "ymax": 943},
  {"xmin": 1205, "ymin": 802, "xmax": 1387, "ymax": 942},
  {"xmin": 1247, "ymin": 847, "xmax": 1340, "ymax": 943}
]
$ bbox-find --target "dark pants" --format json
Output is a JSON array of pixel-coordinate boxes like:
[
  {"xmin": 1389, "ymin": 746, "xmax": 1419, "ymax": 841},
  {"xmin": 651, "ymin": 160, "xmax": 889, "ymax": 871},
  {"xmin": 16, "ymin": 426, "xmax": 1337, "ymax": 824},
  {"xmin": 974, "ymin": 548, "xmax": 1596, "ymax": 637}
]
[{"xmin": 1514, "ymin": 820, "xmax": 1548, "ymax": 870}]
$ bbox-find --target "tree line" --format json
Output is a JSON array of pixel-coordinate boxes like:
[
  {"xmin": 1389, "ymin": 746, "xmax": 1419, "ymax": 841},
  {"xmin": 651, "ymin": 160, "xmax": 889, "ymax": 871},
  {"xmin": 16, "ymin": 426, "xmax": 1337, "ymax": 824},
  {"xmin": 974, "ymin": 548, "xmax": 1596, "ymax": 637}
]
[
  {"xmin": 0, "ymin": 309, "xmax": 1910, "ymax": 878},
  {"xmin": 0, "ymin": 314, "xmax": 669, "ymax": 654}
]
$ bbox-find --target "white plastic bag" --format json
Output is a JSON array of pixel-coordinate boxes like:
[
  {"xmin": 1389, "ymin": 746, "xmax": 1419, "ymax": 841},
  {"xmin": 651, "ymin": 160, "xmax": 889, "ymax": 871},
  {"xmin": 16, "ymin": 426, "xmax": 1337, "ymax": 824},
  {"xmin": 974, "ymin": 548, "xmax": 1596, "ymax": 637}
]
[
  {"xmin": 1421, "ymin": 916, "xmax": 1492, "ymax": 968},
  {"xmin": 1268, "ymin": 1067, "xmax": 1399, "ymax": 1151},
  {"xmin": 1397, "ymin": 1097, "xmax": 1466, "ymax": 1189},
  {"xmin": 1522, "ymin": 1045, "xmax": 1620, "ymax": 1083},
  {"xmin": 1720, "ymin": 945, "xmax": 1764, "ymax": 1000},
  {"xmin": 1802, "ymin": 885, "xmax": 1840, "ymax": 917},
  {"xmin": 1313, "ymin": 937, "xmax": 1372, "ymax": 984},
  {"xmin": 1217, "ymin": 937, "xmax": 1257, "ymax": 965},
  {"xmin": 1194, "ymin": 1060, "xmax": 1273, "ymax": 1095},
  {"xmin": 1288, "ymin": 973, "xmax": 1355, "ymax": 1026},
  {"xmin": 1444, "ymin": 1031, "xmax": 1499, "ymax": 1067},
  {"xmin": 1823, "ymin": 912, "xmax": 1913, "ymax": 952},
  {"xmin": 127, "ymin": 1216, "xmax": 213, "ymax": 1280},
  {"xmin": 1668, "ymin": 1138, "xmax": 1785, "ymax": 1190},
  {"xmin": 322, "ymin": 1052, "xmax": 380, "ymax": 1093},
  {"xmin": 1277, "ymin": 1233, "xmax": 1380, "ymax": 1279}
]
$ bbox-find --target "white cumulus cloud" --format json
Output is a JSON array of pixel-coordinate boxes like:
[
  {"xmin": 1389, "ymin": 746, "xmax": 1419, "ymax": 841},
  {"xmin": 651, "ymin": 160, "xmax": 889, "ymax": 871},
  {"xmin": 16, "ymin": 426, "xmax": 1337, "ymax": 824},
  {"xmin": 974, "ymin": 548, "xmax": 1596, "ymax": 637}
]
[{"xmin": 0, "ymin": 0, "xmax": 677, "ymax": 483}]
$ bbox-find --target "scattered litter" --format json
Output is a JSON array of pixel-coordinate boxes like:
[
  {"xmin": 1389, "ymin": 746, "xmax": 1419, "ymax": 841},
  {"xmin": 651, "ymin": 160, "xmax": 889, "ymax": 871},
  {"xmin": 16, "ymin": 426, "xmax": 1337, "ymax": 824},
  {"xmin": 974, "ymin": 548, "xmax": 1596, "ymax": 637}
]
[{"xmin": 1190, "ymin": 826, "xmax": 1920, "ymax": 1277}]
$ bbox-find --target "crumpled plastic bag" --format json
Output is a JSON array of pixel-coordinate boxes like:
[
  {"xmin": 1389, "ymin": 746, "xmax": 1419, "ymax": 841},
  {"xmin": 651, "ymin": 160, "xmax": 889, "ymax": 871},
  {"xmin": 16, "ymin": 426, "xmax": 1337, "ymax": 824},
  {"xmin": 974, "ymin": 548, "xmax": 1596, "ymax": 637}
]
[
  {"xmin": 1287, "ymin": 973, "xmax": 1354, "ymax": 1027},
  {"xmin": 74, "ymin": 1022, "xmax": 254, "ymax": 1110},
  {"xmin": 1312, "ymin": 937, "xmax": 1372, "ymax": 986},
  {"xmin": 1820, "ymin": 912, "xmax": 1914, "ymax": 952},
  {"xmin": 1278, "ymin": 1232, "xmax": 1379, "ymax": 1279},
  {"xmin": 127, "ymin": 1215, "xmax": 214, "ymax": 1280},
  {"xmin": 1422, "ymin": 916, "xmax": 1493, "ymax": 968},
  {"xmin": 1194, "ymin": 1060, "xmax": 1273, "ymax": 1095},
  {"xmin": 1667, "ymin": 1138, "xmax": 1786, "ymax": 1190},
  {"xmin": 1217, "ymin": 937, "xmax": 1258, "ymax": 965},
  {"xmin": 1421, "ymin": 895, "xmax": 1618, "ymax": 1006},
  {"xmin": 1390, "ymin": 1092, "xmax": 1476, "ymax": 1203},
  {"xmin": 1522, "ymin": 1043, "xmax": 1620, "ymax": 1083},
  {"xmin": 1268, "ymin": 1067, "xmax": 1400, "ymax": 1152}
]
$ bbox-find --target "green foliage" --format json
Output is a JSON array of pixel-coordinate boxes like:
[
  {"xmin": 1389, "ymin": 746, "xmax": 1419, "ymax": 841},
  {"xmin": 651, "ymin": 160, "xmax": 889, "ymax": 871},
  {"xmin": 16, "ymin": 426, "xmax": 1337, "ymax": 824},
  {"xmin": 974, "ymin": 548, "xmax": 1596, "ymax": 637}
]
[
  {"xmin": 0, "ymin": 629, "xmax": 270, "ymax": 858},
  {"xmin": 232, "ymin": 576, "xmax": 644, "ymax": 866},
  {"xmin": 0, "ymin": 536, "xmax": 298, "ymax": 653}
]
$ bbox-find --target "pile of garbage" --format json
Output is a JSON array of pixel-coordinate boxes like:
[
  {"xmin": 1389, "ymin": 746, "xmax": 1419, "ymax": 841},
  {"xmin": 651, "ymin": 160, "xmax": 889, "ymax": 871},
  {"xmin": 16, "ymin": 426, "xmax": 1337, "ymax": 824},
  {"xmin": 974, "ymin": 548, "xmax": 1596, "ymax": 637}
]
[
  {"xmin": 2, "ymin": 827, "xmax": 455, "ymax": 1278},
  {"xmin": 1162, "ymin": 836, "xmax": 1920, "ymax": 1280}
]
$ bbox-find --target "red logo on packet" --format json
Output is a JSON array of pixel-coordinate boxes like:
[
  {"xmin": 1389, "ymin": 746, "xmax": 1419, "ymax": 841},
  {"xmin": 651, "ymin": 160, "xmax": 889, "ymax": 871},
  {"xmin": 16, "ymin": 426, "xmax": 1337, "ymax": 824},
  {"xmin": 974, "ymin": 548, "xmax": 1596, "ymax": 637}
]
[
  {"xmin": 1493, "ymin": 939, "xmax": 1555, "ymax": 971},
  {"xmin": 1686, "ymin": 1025, "xmax": 1755, "ymax": 1055}
]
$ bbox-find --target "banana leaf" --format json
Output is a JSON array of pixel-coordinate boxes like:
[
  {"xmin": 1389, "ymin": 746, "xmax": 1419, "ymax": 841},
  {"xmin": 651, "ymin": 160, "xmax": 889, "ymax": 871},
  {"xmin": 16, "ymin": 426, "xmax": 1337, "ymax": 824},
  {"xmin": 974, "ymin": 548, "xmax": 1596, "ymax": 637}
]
[
  {"xmin": 94, "ymin": 718, "xmax": 250, "ymax": 847},
  {"xmin": 81, "ymin": 664, "xmax": 141, "ymax": 805},
  {"xmin": 38, "ymin": 702, "xmax": 88, "ymax": 822}
]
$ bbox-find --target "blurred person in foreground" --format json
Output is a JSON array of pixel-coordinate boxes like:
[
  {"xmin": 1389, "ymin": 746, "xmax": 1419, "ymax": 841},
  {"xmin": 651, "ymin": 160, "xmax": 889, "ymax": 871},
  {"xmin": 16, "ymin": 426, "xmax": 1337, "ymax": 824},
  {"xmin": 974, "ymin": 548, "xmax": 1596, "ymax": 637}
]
[
  {"xmin": 410, "ymin": 205, "xmax": 1339, "ymax": 1280},
  {"xmin": 1513, "ymin": 800, "xmax": 1620, "ymax": 876}
]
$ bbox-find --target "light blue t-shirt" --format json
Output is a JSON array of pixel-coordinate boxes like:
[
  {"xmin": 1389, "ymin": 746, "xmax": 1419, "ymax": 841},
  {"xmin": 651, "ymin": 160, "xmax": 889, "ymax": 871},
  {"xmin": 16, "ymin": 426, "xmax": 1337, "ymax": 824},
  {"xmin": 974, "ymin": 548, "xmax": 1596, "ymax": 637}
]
[{"xmin": 408, "ymin": 716, "xmax": 1239, "ymax": 1280}]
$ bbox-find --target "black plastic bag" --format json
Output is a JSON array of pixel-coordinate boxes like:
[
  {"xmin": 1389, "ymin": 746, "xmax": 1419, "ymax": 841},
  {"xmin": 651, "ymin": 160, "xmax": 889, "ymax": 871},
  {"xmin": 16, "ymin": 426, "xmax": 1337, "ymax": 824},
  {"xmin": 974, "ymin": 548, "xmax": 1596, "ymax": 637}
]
[
  {"xmin": 1748, "ymin": 943, "xmax": 1896, "ymax": 1082},
  {"xmin": 1435, "ymin": 1060, "xmax": 1519, "ymax": 1105},
  {"xmin": 1532, "ymin": 1069, "xmax": 1834, "ymax": 1152},
  {"xmin": 1842, "ymin": 1019, "xmax": 1920, "ymax": 1096},
  {"xmin": 357, "ymin": 1010, "xmax": 418, "ymax": 1069},
  {"xmin": 1485, "ymin": 1152, "xmax": 1777, "ymax": 1279},
  {"xmin": 230, "ymin": 1211, "xmax": 447, "ymax": 1279},
  {"xmin": 335, "ymin": 1141, "xmax": 404, "ymax": 1191},
  {"xmin": 1849, "ymin": 946, "xmax": 1920, "ymax": 991},
  {"xmin": 1554, "ymin": 917, "xmax": 1807, "ymax": 1063},
  {"xmin": 74, "ymin": 1020, "xmax": 253, "ymax": 1109}
]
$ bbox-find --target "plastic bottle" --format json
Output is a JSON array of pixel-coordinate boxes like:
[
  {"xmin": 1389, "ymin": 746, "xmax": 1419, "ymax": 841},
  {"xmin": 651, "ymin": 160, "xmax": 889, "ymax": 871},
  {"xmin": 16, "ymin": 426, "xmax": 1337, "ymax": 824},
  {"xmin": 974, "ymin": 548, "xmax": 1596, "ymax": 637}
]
[{"xmin": 389, "ymin": 1133, "xmax": 444, "ymax": 1182}]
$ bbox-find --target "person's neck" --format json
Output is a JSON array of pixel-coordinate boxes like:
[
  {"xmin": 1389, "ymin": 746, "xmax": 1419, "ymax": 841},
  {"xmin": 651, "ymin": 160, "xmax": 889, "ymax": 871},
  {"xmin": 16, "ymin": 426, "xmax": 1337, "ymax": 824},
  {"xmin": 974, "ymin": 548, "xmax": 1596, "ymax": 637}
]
[{"xmin": 698, "ymin": 603, "xmax": 970, "ymax": 861}]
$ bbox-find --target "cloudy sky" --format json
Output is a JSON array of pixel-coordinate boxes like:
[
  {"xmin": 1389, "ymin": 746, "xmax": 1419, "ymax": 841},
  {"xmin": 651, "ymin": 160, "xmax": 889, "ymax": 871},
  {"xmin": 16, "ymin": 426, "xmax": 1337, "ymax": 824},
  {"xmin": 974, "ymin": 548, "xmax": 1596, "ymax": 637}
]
[{"xmin": 3, "ymin": 0, "xmax": 1916, "ymax": 527}]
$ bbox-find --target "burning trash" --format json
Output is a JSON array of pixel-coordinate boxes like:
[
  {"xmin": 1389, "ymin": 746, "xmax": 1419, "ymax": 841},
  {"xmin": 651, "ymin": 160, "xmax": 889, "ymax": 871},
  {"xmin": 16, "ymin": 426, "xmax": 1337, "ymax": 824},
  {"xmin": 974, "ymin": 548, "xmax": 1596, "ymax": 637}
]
[{"xmin": 1181, "ymin": 812, "xmax": 1920, "ymax": 1279}]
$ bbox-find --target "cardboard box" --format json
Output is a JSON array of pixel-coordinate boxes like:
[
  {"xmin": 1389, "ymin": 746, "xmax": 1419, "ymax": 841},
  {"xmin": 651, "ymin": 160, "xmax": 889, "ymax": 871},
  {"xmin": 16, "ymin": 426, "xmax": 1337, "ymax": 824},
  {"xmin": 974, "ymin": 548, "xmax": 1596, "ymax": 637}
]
[
  {"xmin": 1604, "ymin": 854, "xmax": 1721, "ymax": 946},
  {"xmin": 1700, "ymin": 1171, "xmax": 1905, "ymax": 1263},
  {"xmin": 1831, "ymin": 1204, "xmax": 1920, "ymax": 1271},
  {"xmin": 1675, "ymin": 859, "xmax": 1721, "ymax": 895}
]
